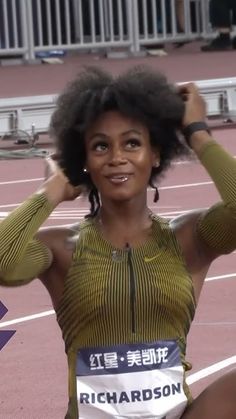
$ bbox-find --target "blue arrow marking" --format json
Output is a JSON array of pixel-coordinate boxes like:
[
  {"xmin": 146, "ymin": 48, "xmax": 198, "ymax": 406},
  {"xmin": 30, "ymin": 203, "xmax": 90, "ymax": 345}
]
[
  {"xmin": 0, "ymin": 330, "xmax": 16, "ymax": 351},
  {"xmin": 0, "ymin": 300, "xmax": 16, "ymax": 351},
  {"xmin": 0, "ymin": 301, "xmax": 8, "ymax": 320}
]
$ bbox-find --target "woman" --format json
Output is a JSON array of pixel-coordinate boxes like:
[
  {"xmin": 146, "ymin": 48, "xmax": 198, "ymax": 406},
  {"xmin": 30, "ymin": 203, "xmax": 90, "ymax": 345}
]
[{"xmin": 0, "ymin": 66, "xmax": 236, "ymax": 418}]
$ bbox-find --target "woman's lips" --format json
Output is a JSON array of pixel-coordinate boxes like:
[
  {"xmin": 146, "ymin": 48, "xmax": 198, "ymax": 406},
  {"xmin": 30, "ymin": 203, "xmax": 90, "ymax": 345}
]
[{"xmin": 106, "ymin": 174, "xmax": 132, "ymax": 184}]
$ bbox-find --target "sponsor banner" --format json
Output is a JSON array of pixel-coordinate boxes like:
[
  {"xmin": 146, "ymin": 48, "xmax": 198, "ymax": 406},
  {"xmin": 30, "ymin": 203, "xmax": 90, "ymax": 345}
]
[
  {"xmin": 76, "ymin": 340, "xmax": 187, "ymax": 418},
  {"xmin": 77, "ymin": 340, "xmax": 181, "ymax": 376}
]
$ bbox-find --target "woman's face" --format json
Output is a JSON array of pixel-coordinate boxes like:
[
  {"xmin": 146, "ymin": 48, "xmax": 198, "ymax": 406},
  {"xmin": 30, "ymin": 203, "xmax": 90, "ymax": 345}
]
[{"xmin": 84, "ymin": 111, "xmax": 159, "ymax": 203}]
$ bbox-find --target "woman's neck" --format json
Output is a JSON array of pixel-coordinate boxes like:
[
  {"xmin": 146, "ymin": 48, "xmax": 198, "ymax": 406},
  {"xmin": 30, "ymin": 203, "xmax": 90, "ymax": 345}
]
[
  {"xmin": 99, "ymin": 198, "xmax": 151, "ymax": 227},
  {"xmin": 96, "ymin": 198, "xmax": 153, "ymax": 248}
]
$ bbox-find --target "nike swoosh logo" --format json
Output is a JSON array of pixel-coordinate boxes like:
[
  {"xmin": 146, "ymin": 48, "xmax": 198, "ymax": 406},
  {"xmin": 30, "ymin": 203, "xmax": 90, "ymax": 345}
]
[{"xmin": 144, "ymin": 254, "xmax": 161, "ymax": 262}]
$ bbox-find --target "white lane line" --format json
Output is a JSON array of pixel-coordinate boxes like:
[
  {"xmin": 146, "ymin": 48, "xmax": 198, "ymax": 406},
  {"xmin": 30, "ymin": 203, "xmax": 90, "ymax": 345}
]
[
  {"xmin": 174, "ymin": 155, "xmax": 236, "ymax": 166},
  {"xmin": 194, "ymin": 322, "xmax": 236, "ymax": 326},
  {"xmin": 0, "ymin": 178, "xmax": 43, "ymax": 186},
  {"xmin": 158, "ymin": 209, "xmax": 201, "ymax": 216},
  {"xmin": 0, "ymin": 310, "xmax": 55, "ymax": 328},
  {"xmin": 173, "ymin": 160, "xmax": 191, "ymax": 165},
  {"xmin": 159, "ymin": 181, "xmax": 213, "ymax": 191},
  {"xmin": 0, "ymin": 203, "xmax": 22, "ymax": 209},
  {"xmin": 0, "ymin": 197, "xmax": 84, "ymax": 209},
  {"xmin": 206, "ymin": 273, "xmax": 236, "ymax": 281},
  {"xmin": 187, "ymin": 356, "xmax": 236, "ymax": 385}
]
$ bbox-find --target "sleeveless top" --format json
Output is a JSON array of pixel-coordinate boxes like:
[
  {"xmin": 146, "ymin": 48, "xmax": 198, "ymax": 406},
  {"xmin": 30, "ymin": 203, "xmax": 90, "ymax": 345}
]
[{"xmin": 56, "ymin": 214, "xmax": 196, "ymax": 418}]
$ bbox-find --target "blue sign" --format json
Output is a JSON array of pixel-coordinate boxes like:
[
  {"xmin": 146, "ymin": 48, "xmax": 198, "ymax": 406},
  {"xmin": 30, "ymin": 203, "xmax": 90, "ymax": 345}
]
[{"xmin": 77, "ymin": 340, "xmax": 181, "ymax": 377}]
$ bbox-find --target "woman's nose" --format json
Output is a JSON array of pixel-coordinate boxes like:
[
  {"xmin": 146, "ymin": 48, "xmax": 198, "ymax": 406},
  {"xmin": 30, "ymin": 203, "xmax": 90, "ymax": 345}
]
[{"xmin": 109, "ymin": 145, "xmax": 127, "ymax": 165}]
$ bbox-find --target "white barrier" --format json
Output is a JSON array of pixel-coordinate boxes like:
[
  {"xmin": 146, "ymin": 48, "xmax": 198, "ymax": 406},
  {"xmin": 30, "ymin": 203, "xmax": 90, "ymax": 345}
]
[
  {"xmin": 1, "ymin": 77, "xmax": 236, "ymax": 137},
  {"xmin": 190, "ymin": 78, "xmax": 236, "ymax": 118},
  {"xmin": 0, "ymin": 94, "xmax": 57, "ymax": 135}
]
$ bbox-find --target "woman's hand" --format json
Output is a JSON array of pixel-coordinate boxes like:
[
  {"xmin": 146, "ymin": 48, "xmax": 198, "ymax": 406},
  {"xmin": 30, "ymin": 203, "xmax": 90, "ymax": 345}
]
[
  {"xmin": 179, "ymin": 83, "xmax": 207, "ymax": 128},
  {"xmin": 38, "ymin": 153, "xmax": 84, "ymax": 206},
  {"xmin": 179, "ymin": 83, "xmax": 213, "ymax": 153}
]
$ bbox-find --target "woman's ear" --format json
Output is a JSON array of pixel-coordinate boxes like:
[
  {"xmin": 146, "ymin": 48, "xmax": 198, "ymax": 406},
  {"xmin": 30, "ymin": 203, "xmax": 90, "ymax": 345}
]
[
  {"xmin": 153, "ymin": 160, "xmax": 160, "ymax": 168},
  {"xmin": 152, "ymin": 148, "xmax": 160, "ymax": 168}
]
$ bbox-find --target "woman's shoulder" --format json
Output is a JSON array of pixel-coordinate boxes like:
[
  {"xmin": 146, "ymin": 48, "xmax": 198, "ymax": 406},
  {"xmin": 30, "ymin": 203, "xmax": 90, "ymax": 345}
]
[{"xmin": 150, "ymin": 212, "xmax": 171, "ymax": 229}]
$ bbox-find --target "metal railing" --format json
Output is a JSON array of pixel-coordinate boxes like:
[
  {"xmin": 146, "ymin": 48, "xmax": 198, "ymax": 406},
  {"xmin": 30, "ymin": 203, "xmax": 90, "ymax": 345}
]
[
  {"xmin": 0, "ymin": 0, "xmax": 30, "ymax": 57},
  {"xmin": 26, "ymin": 0, "xmax": 133, "ymax": 59},
  {"xmin": 0, "ymin": 0, "xmax": 215, "ymax": 61},
  {"xmin": 132, "ymin": 0, "xmax": 207, "ymax": 51}
]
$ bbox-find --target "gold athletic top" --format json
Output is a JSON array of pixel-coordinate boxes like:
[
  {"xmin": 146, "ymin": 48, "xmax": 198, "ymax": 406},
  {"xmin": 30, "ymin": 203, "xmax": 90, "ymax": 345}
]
[
  {"xmin": 1, "ymin": 140, "xmax": 236, "ymax": 419},
  {"xmin": 56, "ymin": 215, "xmax": 196, "ymax": 418}
]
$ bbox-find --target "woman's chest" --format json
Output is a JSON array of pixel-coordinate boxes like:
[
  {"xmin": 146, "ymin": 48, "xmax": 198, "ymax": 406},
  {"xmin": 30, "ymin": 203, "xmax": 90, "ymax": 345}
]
[{"xmin": 62, "ymin": 247, "xmax": 195, "ymax": 321}]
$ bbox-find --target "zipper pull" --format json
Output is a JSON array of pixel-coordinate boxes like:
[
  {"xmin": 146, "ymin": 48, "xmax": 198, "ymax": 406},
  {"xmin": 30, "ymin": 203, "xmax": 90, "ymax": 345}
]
[{"xmin": 125, "ymin": 242, "xmax": 131, "ymax": 257}]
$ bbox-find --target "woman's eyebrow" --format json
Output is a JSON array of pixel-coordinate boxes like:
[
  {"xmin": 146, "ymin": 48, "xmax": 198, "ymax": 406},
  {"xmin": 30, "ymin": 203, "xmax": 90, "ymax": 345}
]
[
  {"xmin": 88, "ymin": 133, "xmax": 108, "ymax": 141},
  {"xmin": 88, "ymin": 129, "xmax": 142, "ymax": 141},
  {"xmin": 121, "ymin": 129, "xmax": 142, "ymax": 136}
]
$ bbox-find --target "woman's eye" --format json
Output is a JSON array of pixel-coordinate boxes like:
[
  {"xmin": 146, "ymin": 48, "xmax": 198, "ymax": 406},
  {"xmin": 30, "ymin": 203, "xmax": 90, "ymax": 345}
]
[
  {"xmin": 126, "ymin": 139, "xmax": 141, "ymax": 148},
  {"xmin": 93, "ymin": 142, "xmax": 108, "ymax": 152}
]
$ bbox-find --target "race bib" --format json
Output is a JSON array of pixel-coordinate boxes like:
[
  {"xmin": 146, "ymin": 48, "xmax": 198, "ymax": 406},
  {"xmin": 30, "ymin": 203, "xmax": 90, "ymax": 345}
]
[{"xmin": 76, "ymin": 340, "xmax": 187, "ymax": 418}]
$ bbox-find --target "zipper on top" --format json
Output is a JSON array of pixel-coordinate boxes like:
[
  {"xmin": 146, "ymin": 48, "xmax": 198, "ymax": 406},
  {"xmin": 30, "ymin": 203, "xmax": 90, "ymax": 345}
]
[{"xmin": 126, "ymin": 243, "xmax": 136, "ymax": 334}]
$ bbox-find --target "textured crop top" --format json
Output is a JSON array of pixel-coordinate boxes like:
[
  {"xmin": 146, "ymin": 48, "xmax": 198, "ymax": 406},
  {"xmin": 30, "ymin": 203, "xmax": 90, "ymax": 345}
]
[{"xmin": 56, "ymin": 214, "xmax": 196, "ymax": 417}]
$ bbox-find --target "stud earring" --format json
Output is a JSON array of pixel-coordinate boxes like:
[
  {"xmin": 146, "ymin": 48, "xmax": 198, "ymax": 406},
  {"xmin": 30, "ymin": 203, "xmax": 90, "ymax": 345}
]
[
  {"xmin": 83, "ymin": 168, "xmax": 87, "ymax": 172},
  {"xmin": 153, "ymin": 161, "xmax": 159, "ymax": 168}
]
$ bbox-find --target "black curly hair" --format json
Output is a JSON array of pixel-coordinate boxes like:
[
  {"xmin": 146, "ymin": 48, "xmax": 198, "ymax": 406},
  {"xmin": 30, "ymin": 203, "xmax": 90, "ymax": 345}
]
[{"xmin": 49, "ymin": 65, "xmax": 189, "ymax": 217}]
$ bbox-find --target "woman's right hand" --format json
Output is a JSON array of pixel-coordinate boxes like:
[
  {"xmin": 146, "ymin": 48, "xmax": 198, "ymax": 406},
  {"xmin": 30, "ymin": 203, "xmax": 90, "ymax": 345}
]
[
  {"xmin": 179, "ymin": 82, "xmax": 207, "ymax": 128},
  {"xmin": 38, "ymin": 154, "xmax": 84, "ymax": 206}
]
